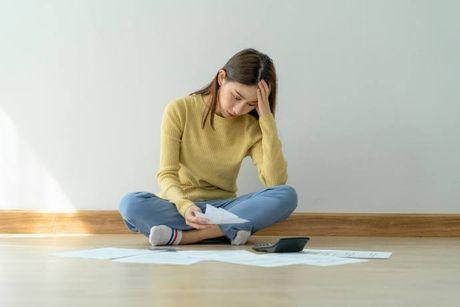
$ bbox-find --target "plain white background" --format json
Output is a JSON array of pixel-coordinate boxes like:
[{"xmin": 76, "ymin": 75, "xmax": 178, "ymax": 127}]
[{"xmin": 1, "ymin": 0, "xmax": 458, "ymax": 213}]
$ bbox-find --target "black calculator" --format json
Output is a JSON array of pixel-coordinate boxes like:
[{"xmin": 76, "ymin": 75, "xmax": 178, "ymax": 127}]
[{"xmin": 252, "ymin": 236, "xmax": 310, "ymax": 253}]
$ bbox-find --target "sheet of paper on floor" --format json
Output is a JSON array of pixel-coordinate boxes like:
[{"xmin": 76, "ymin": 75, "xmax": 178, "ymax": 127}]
[
  {"xmin": 269, "ymin": 252, "xmax": 368, "ymax": 266},
  {"xmin": 113, "ymin": 251, "xmax": 202, "ymax": 265},
  {"xmin": 49, "ymin": 247, "xmax": 375, "ymax": 266},
  {"xmin": 122, "ymin": 250, "xmax": 308, "ymax": 267},
  {"xmin": 302, "ymin": 249, "xmax": 392, "ymax": 259},
  {"xmin": 49, "ymin": 247, "xmax": 165, "ymax": 260},
  {"xmin": 177, "ymin": 250, "xmax": 367, "ymax": 267},
  {"xmin": 176, "ymin": 250, "xmax": 300, "ymax": 267}
]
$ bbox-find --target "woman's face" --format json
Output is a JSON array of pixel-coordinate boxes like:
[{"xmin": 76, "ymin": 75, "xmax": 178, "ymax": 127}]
[{"xmin": 216, "ymin": 70, "xmax": 259, "ymax": 118}]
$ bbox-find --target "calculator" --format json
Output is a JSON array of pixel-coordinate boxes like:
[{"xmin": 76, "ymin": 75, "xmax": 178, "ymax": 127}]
[{"xmin": 252, "ymin": 236, "xmax": 310, "ymax": 253}]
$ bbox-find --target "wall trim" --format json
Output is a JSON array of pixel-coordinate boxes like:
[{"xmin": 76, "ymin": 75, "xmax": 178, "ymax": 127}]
[{"xmin": 1, "ymin": 210, "xmax": 459, "ymax": 236}]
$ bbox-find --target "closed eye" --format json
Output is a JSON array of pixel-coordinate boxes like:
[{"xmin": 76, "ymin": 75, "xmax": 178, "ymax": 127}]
[{"xmin": 233, "ymin": 94, "xmax": 257, "ymax": 107}]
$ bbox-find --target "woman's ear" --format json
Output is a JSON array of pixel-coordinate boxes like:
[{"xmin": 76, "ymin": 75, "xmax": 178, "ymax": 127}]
[{"xmin": 217, "ymin": 69, "xmax": 227, "ymax": 86}]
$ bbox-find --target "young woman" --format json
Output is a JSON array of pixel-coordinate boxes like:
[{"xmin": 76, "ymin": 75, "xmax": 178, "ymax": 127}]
[{"xmin": 118, "ymin": 48, "xmax": 298, "ymax": 246}]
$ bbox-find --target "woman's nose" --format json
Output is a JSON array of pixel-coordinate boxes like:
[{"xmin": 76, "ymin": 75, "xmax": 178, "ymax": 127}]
[{"xmin": 234, "ymin": 103, "xmax": 245, "ymax": 115}]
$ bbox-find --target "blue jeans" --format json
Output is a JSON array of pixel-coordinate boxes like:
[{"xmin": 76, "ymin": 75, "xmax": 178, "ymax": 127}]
[{"xmin": 118, "ymin": 184, "xmax": 298, "ymax": 242}]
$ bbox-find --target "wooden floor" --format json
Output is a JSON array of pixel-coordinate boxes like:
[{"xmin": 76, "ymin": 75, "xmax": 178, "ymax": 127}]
[{"xmin": 1, "ymin": 234, "xmax": 459, "ymax": 307}]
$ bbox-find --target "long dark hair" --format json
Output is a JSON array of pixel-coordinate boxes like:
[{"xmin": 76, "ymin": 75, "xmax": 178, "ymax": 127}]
[{"xmin": 189, "ymin": 48, "xmax": 278, "ymax": 130}]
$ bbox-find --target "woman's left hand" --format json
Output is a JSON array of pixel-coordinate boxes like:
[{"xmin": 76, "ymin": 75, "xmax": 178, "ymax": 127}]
[{"xmin": 255, "ymin": 79, "xmax": 272, "ymax": 117}]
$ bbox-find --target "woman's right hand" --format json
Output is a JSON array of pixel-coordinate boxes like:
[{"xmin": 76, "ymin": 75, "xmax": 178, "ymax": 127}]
[{"xmin": 184, "ymin": 205, "xmax": 213, "ymax": 230}]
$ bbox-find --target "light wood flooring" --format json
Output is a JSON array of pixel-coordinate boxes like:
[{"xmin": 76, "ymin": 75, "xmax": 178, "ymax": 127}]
[{"xmin": 1, "ymin": 234, "xmax": 459, "ymax": 307}]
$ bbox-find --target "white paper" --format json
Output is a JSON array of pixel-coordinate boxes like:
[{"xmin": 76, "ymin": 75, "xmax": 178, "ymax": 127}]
[
  {"xmin": 49, "ymin": 247, "xmax": 164, "ymax": 260},
  {"xmin": 178, "ymin": 250, "xmax": 306, "ymax": 267},
  {"xmin": 177, "ymin": 250, "xmax": 366, "ymax": 267},
  {"xmin": 195, "ymin": 204, "xmax": 250, "ymax": 224},
  {"xmin": 268, "ymin": 252, "xmax": 368, "ymax": 266},
  {"xmin": 302, "ymin": 249, "xmax": 392, "ymax": 259},
  {"xmin": 113, "ymin": 251, "xmax": 202, "ymax": 265},
  {"xmin": 49, "ymin": 247, "xmax": 381, "ymax": 267}
]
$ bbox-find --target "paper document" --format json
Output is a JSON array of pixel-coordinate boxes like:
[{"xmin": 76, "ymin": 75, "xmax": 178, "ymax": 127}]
[
  {"xmin": 49, "ymin": 247, "xmax": 163, "ymax": 260},
  {"xmin": 269, "ymin": 252, "xmax": 368, "ymax": 266},
  {"xmin": 195, "ymin": 204, "xmax": 250, "ymax": 224},
  {"xmin": 302, "ymin": 249, "xmax": 392, "ymax": 259},
  {"xmin": 113, "ymin": 251, "xmax": 202, "ymax": 265},
  {"xmin": 162, "ymin": 250, "xmax": 366, "ymax": 267},
  {"xmin": 205, "ymin": 252, "xmax": 307, "ymax": 267},
  {"xmin": 176, "ymin": 250, "xmax": 310, "ymax": 267},
  {"xmin": 49, "ymin": 247, "xmax": 388, "ymax": 267}
]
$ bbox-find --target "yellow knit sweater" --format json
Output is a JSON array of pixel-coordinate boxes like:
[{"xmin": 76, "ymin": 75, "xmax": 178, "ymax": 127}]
[{"xmin": 155, "ymin": 93, "xmax": 288, "ymax": 217}]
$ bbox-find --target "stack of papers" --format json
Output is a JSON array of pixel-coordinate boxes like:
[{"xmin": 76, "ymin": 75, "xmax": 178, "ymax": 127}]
[
  {"xmin": 194, "ymin": 204, "xmax": 250, "ymax": 224},
  {"xmin": 50, "ymin": 247, "xmax": 391, "ymax": 267}
]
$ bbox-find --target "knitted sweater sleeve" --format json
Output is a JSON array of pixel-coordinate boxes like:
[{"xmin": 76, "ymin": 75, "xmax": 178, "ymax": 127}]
[
  {"xmin": 247, "ymin": 112, "xmax": 288, "ymax": 187},
  {"xmin": 156, "ymin": 100, "xmax": 195, "ymax": 217}
]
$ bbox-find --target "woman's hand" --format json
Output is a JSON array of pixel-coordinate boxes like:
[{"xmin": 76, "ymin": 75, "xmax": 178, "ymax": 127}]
[
  {"xmin": 184, "ymin": 205, "xmax": 213, "ymax": 230},
  {"xmin": 255, "ymin": 79, "xmax": 272, "ymax": 117}
]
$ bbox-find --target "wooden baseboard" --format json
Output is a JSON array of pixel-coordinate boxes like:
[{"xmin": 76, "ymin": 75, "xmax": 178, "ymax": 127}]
[{"xmin": 1, "ymin": 210, "xmax": 459, "ymax": 236}]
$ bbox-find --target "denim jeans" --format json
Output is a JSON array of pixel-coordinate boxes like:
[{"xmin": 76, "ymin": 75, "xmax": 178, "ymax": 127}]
[{"xmin": 118, "ymin": 184, "xmax": 298, "ymax": 242}]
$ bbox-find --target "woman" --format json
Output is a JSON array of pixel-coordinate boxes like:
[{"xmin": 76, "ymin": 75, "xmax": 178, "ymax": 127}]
[{"xmin": 118, "ymin": 48, "xmax": 298, "ymax": 246}]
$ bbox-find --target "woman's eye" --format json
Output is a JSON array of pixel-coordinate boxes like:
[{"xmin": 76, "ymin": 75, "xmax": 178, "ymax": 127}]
[{"xmin": 233, "ymin": 95, "xmax": 240, "ymax": 100}]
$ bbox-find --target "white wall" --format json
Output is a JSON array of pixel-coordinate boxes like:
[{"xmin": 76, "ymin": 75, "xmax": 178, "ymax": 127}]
[{"xmin": 1, "ymin": 0, "xmax": 459, "ymax": 213}]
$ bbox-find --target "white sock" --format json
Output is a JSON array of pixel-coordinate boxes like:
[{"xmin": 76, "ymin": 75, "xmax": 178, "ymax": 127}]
[
  {"xmin": 149, "ymin": 225, "xmax": 182, "ymax": 246},
  {"xmin": 230, "ymin": 230, "xmax": 251, "ymax": 246}
]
